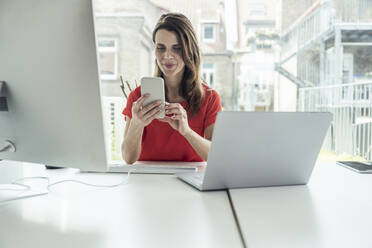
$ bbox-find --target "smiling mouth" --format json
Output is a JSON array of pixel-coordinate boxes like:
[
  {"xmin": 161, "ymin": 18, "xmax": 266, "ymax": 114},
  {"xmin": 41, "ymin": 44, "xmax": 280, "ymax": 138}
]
[{"xmin": 164, "ymin": 64, "xmax": 176, "ymax": 70}]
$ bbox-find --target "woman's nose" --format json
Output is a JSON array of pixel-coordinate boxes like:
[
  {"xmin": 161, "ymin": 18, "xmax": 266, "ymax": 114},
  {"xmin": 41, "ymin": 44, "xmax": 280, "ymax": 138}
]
[{"xmin": 164, "ymin": 49, "xmax": 174, "ymax": 59}]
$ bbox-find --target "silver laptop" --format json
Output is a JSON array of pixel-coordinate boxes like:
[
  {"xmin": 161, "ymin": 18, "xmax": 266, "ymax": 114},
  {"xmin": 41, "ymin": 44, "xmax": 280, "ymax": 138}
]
[
  {"xmin": 108, "ymin": 161, "xmax": 203, "ymax": 174},
  {"xmin": 177, "ymin": 111, "xmax": 333, "ymax": 191}
]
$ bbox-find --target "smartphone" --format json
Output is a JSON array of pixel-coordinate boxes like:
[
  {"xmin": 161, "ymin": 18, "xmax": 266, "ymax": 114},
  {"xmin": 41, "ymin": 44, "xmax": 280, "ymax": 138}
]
[
  {"xmin": 140, "ymin": 77, "xmax": 165, "ymax": 119},
  {"xmin": 337, "ymin": 161, "xmax": 372, "ymax": 174}
]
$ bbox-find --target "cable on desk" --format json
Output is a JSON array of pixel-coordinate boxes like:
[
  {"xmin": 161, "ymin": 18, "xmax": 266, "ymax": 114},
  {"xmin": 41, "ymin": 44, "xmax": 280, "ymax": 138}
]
[
  {"xmin": 0, "ymin": 169, "xmax": 135, "ymax": 203},
  {"xmin": 0, "ymin": 177, "xmax": 45, "ymax": 191},
  {"xmin": 13, "ymin": 176, "xmax": 50, "ymax": 185},
  {"xmin": 0, "ymin": 177, "xmax": 50, "ymax": 204},
  {"xmin": 47, "ymin": 169, "xmax": 136, "ymax": 192},
  {"xmin": 0, "ymin": 183, "xmax": 30, "ymax": 191}
]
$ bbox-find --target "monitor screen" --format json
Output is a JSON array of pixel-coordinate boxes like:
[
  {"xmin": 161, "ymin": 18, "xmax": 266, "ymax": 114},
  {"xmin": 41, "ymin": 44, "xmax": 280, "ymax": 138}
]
[{"xmin": 0, "ymin": 0, "xmax": 109, "ymax": 172}]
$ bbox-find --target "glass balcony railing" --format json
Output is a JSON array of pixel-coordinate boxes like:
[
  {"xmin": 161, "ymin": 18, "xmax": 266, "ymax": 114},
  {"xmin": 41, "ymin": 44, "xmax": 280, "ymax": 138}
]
[
  {"xmin": 299, "ymin": 81, "xmax": 372, "ymax": 161},
  {"xmin": 281, "ymin": 0, "xmax": 372, "ymax": 55},
  {"xmin": 102, "ymin": 96, "xmax": 126, "ymax": 162}
]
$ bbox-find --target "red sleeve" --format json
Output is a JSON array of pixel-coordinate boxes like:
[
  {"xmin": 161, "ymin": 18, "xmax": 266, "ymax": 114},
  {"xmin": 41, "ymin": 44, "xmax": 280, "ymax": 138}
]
[
  {"xmin": 122, "ymin": 87, "xmax": 141, "ymax": 121},
  {"xmin": 203, "ymin": 89, "xmax": 222, "ymax": 130}
]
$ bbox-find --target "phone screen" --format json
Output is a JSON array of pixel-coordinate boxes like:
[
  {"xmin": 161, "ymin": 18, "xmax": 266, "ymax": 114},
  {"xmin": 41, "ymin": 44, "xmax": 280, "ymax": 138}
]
[{"xmin": 141, "ymin": 77, "xmax": 165, "ymax": 119}]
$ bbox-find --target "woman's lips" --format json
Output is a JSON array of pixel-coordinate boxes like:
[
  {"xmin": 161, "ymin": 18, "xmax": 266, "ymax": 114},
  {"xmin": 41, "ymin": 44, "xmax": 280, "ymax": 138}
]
[{"xmin": 164, "ymin": 64, "xmax": 176, "ymax": 70}]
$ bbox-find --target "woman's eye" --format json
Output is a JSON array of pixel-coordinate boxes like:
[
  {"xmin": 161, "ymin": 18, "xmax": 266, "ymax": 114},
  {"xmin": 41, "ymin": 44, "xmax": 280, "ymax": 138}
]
[
  {"xmin": 173, "ymin": 47, "xmax": 182, "ymax": 52},
  {"xmin": 156, "ymin": 47, "xmax": 165, "ymax": 51}
]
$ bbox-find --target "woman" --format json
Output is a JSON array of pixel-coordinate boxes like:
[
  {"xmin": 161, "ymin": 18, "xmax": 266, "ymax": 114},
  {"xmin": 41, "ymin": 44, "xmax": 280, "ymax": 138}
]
[{"xmin": 122, "ymin": 13, "xmax": 222, "ymax": 164}]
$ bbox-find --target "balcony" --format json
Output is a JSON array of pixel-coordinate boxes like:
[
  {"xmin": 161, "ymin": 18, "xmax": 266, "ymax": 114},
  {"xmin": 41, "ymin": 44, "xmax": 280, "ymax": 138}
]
[
  {"xmin": 299, "ymin": 81, "xmax": 372, "ymax": 160},
  {"xmin": 102, "ymin": 96, "xmax": 126, "ymax": 162},
  {"xmin": 281, "ymin": 0, "xmax": 372, "ymax": 58}
]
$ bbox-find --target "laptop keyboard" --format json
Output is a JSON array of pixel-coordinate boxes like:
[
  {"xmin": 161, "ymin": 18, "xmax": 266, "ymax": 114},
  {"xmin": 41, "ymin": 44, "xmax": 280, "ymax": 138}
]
[
  {"xmin": 108, "ymin": 163, "xmax": 198, "ymax": 174},
  {"xmin": 183, "ymin": 172, "xmax": 205, "ymax": 185},
  {"xmin": 193, "ymin": 173, "xmax": 204, "ymax": 181}
]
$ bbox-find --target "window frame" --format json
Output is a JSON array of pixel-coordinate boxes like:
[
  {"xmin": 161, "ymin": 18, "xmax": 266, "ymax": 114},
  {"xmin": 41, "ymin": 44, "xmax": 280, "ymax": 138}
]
[
  {"xmin": 201, "ymin": 22, "xmax": 218, "ymax": 43},
  {"xmin": 202, "ymin": 62, "xmax": 215, "ymax": 88},
  {"xmin": 97, "ymin": 37, "xmax": 119, "ymax": 81},
  {"xmin": 247, "ymin": 4, "xmax": 266, "ymax": 17}
]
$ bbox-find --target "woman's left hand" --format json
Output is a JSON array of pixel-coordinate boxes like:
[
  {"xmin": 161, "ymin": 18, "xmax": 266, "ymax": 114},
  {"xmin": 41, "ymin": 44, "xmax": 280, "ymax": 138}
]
[{"xmin": 159, "ymin": 102, "xmax": 192, "ymax": 136}]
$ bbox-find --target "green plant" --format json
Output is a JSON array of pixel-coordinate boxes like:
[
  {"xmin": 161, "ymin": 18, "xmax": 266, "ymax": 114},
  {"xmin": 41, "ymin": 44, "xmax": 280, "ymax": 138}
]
[{"xmin": 247, "ymin": 37, "xmax": 256, "ymax": 45}]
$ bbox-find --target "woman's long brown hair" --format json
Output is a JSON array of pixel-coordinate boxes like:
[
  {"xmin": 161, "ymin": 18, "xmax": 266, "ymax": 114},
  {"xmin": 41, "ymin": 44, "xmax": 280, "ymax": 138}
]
[{"xmin": 152, "ymin": 13, "xmax": 204, "ymax": 118}]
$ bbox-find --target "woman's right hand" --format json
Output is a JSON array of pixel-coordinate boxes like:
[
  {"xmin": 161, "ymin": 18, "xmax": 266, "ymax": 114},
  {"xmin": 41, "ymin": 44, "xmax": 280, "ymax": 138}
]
[{"xmin": 131, "ymin": 94, "xmax": 163, "ymax": 129}]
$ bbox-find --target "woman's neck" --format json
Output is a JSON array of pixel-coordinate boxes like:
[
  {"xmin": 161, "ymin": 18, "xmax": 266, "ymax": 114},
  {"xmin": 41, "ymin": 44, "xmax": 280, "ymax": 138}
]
[{"xmin": 164, "ymin": 71, "xmax": 185, "ymax": 102}]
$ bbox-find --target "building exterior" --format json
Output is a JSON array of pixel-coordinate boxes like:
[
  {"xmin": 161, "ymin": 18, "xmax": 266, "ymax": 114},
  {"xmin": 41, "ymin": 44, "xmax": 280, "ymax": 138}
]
[
  {"xmin": 94, "ymin": 0, "xmax": 164, "ymax": 160},
  {"xmin": 95, "ymin": 0, "xmax": 164, "ymax": 97},
  {"xmin": 152, "ymin": 0, "xmax": 280, "ymax": 111},
  {"xmin": 94, "ymin": 0, "xmax": 283, "ymax": 160},
  {"xmin": 151, "ymin": 0, "xmax": 236, "ymax": 110},
  {"xmin": 235, "ymin": 0, "xmax": 280, "ymax": 111},
  {"xmin": 275, "ymin": 0, "xmax": 318, "ymax": 111},
  {"xmin": 278, "ymin": 0, "xmax": 372, "ymax": 160}
]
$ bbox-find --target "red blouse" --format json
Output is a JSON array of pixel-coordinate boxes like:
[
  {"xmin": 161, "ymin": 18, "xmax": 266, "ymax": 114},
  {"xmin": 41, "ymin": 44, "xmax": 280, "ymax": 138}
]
[{"xmin": 122, "ymin": 84, "xmax": 222, "ymax": 162}]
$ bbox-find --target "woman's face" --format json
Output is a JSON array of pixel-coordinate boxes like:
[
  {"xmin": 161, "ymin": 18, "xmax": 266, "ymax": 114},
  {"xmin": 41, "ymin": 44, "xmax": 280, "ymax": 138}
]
[{"xmin": 154, "ymin": 29, "xmax": 185, "ymax": 78}]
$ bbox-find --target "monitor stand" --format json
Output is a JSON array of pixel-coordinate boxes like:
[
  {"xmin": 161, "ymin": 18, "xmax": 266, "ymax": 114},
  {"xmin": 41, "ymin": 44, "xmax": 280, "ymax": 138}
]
[
  {"xmin": 0, "ymin": 140, "xmax": 16, "ymax": 153},
  {"xmin": 45, "ymin": 165, "xmax": 64, "ymax": 169}
]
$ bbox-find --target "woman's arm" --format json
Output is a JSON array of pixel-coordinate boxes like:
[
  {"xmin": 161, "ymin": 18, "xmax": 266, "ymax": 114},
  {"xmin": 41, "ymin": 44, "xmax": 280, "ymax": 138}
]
[
  {"xmin": 159, "ymin": 102, "xmax": 216, "ymax": 161},
  {"xmin": 183, "ymin": 124, "xmax": 215, "ymax": 161},
  {"xmin": 121, "ymin": 95, "xmax": 163, "ymax": 164},
  {"xmin": 121, "ymin": 117, "xmax": 143, "ymax": 164}
]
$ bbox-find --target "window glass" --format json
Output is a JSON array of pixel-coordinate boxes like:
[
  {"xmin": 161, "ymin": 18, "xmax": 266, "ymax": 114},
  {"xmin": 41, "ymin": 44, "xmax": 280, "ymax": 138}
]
[
  {"xmin": 203, "ymin": 25, "xmax": 215, "ymax": 41},
  {"xmin": 98, "ymin": 38, "xmax": 118, "ymax": 80},
  {"xmin": 95, "ymin": 0, "xmax": 372, "ymax": 163}
]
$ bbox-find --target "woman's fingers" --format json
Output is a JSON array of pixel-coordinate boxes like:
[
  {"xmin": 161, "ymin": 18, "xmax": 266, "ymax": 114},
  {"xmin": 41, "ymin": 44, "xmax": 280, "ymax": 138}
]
[
  {"xmin": 144, "ymin": 105, "xmax": 162, "ymax": 122},
  {"xmin": 163, "ymin": 103, "xmax": 187, "ymax": 122},
  {"xmin": 142, "ymin": 100, "xmax": 162, "ymax": 115},
  {"xmin": 133, "ymin": 94, "xmax": 150, "ymax": 112},
  {"xmin": 158, "ymin": 116, "xmax": 172, "ymax": 123},
  {"xmin": 165, "ymin": 102, "xmax": 181, "ymax": 109},
  {"xmin": 170, "ymin": 113, "xmax": 182, "ymax": 120},
  {"xmin": 165, "ymin": 109, "xmax": 183, "ymax": 118},
  {"xmin": 165, "ymin": 103, "xmax": 185, "ymax": 115}
]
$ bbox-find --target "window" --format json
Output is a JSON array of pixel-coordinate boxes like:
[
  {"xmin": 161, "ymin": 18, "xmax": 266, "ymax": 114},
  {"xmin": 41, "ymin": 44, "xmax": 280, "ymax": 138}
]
[
  {"xmin": 94, "ymin": 1, "xmax": 372, "ymax": 162},
  {"xmin": 98, "ymin": 38, "xmax": 118, "ymax": 80},
  {"xmin": 245, "ymin": 25, "xmax": 250, "ymax": 35},
  {"xmin": 248, "ymin": 4, "xmax": 266, "ymax": 16},
  {"xmin": 202, "ymin": 24, "xmax": 215, "ymax": 42},
  {"xmin": 202, "ymin": 63, "xmax": 215, "ymax": 87}
]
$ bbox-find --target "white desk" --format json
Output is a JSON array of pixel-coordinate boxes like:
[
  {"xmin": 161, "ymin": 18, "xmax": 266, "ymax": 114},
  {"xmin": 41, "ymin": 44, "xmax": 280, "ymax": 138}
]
[
  {"xmin": 229, "ymin": 162, "xmax": 372, "ymax": 248},
  {"xmin": 0, "ymin": 161, "xmax": 242, "ymax": 248}
]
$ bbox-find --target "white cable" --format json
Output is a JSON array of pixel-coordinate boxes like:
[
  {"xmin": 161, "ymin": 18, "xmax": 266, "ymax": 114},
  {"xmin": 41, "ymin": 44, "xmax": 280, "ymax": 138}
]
[
  {"xmin": 12, "ymin": 176, "xmax": 50, "ymax": 185},
  {"xmin": 0, "ymin": 177, "xmax": 48, "ymax": 204},
  {"xmin": 0, "ymin": 178, "xmax": 33, "ymax": 191},
  {"xmin": 0, "ymin": 192, "xmax": 49, "ymax": 204},
  {"xmin": 0, "ymin": 183, "xmax": 30, "ymax": 191},
  {"xmin": 0, "ymin": 178, "xmax": 47, "ymax": 204},
  {"xmin": 12, "ymin": 182, "xmax": 31, "ymax": 190},
  {"xmin": 47, "ymin": 169, "xmax": 135, "ymax": 192},
  {"xmin": 0, "ymin": 169, "xmax": 135, "ymax": 204},
  {"xmin": 0, "ymin": 169, "xmax": 135, "ymax": 196},
  {"xmin": 0, "ymin": 177, "xmax": 37, "ymax": 191}
]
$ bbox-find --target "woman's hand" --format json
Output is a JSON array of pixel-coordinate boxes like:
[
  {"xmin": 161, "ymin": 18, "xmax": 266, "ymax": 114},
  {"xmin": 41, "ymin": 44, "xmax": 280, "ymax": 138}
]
[
  {"xmin": 159, "ymin": 102, "xmax": 192, "ymax": 136},
  {"xmin": 131, "ymin": 94, "xmax": 163, "ymax": 129}
]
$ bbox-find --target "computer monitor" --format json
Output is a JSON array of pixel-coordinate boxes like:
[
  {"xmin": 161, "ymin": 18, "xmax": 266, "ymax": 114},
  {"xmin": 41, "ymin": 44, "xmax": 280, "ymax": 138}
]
[{"xmin": 0, "ymin": 0, "xmax": 109, "ymax": 172}]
